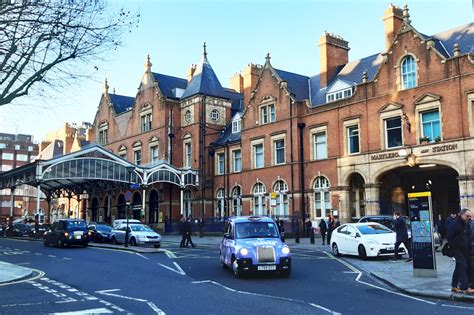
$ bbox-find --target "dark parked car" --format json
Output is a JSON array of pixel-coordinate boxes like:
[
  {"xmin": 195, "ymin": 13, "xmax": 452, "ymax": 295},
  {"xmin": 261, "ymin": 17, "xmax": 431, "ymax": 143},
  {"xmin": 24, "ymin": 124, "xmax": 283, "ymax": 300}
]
[
  {"xmin": 6, "ymin": 223, "xmax": 33, "ymax": 237},
  {"xmin": 32, "ymin": 224, "xmax": 50, "ymax": 238},
  {"xmin": 43, "ymin": 219, "xmax": 91, "ymax": 248},
  {"xmin": 88, "ymin": 223, "xmax": 113, "ymax": 243}
]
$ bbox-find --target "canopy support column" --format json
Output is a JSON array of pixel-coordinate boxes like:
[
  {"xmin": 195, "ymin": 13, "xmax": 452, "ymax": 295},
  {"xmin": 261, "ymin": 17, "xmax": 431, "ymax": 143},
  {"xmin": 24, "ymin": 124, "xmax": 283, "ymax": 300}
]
[
  {"xmin": 9, "ymin": 187, "xmax": 15, "ymax": 218},
  {"xmin": 142, "ymin": 187, "xmax": 146, "ymax": 221},
  {"xmin": 180, "ymin": 188, "xmax": 184, "ymax": 216},
  {"xmin": 36, "ymin": 184, "xmax": 41, "ymax": 218}
]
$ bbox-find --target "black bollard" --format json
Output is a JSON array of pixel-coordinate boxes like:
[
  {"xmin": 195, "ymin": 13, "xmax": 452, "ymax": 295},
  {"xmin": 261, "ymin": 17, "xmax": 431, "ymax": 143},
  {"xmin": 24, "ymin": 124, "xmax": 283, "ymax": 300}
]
[
  {"xmin": 295, "ymin": 223, "xmax": 300, "ymax": 243},
  {"xmin": 310, "ymin": 228, "xmax": 315, "ymax": 244}
]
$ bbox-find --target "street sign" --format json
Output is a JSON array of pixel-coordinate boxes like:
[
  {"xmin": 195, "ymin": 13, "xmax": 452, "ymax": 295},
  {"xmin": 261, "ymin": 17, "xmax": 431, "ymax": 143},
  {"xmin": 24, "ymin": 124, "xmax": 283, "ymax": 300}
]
[
  {"xmin": 408, "ymin": 191, "xmax": 437, "ymax": 277},
  {"xmin": 125, "ymin": 190, "xmax": 132, "ymax": 203},
  {"xmin": 130, "ymin": 183, "xmax": 140, "ymax": 189}
]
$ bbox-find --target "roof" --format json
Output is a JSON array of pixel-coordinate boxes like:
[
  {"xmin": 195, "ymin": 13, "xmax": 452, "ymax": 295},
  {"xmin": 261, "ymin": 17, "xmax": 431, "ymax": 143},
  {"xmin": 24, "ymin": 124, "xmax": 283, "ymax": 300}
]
[
  {"xmin": 212, "ymin": 112, "xmax": 242, "ymax": 147},
  {"xmin": 181, "ymin": 55, "xmax": 228, "ymax": 99},
  {"xmin": 275, "ymin": 69, "xmax": 310, "ymax": 101},
  {"xmin": 228, "ymin": 216, "xmax": 275, "ymax": 223},
  {"xmin": 109, "ymin": 94, "xmax": 135, "ymax": 114},
  {"xmin": 152, "ymin": 72, "xmax": 188, "ymax": 99},
  {"xmin": 223, "ymin": 88, "xmax": 244, "ymax": 113},
  {"xmin": 36, "ymin": 140, "xmax": 63, "ymax": 160}
]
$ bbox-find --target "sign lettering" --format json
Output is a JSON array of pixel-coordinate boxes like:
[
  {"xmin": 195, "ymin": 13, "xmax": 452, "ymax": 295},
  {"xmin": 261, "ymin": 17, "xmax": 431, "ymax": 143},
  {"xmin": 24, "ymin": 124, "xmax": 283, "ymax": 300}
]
[{"xmin": 370, "ymin": 152, "xmax": 399, "ymax": 161}]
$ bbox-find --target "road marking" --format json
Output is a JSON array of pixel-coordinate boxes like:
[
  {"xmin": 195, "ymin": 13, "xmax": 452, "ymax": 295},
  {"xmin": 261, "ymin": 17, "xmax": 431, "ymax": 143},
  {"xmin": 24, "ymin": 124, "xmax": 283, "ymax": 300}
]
[
  {"xmin": 192, "ymin": 280, "xmax": 340, "ymax": 314},
  {"xmin": 63, "ymin": 257, "xmax": 72, "ymax": 260},
  {"xmin": 35, "ymin": 253, "xmax": 43, "ymax": 255},
  {"xmin": 163, "ymin": 249, "xmax": 176, "ymax": 259},
  {"xmin": 16, "ymin": 262, "xmax": 31, "ymax": 265},
  {"xmin": 49, "ymin": 307, "xmax": 113, "ymax": 314},
  {"xmin": 96, "ymin": 289, "xmax": 165, "ymax": 315},
  {"xmin": 157, "ymin": 262, "xmax": 186, "ymax": 275},
  {"xmin": 441, "ymin": 304, "xmax": 474, "ymax": 310},
  {"xmin": 48, "ymin": 255, "xmax": 57, "ymax": 258},
  {"xmin": 136, "ymin": 253, "xmax": 149, "ymax": 260},
  {"xmin": 322, "ymin": 251, "xmax": 436, "ymax": 305}
]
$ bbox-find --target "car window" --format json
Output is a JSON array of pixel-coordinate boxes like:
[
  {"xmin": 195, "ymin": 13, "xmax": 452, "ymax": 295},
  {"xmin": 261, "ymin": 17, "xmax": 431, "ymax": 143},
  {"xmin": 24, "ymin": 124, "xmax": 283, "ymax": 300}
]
[
  {"xmin": 130, "ymin": 225, "xmax": 148, "ymax": 232},
  {"xmin": 346, "ymin": 226, "xmax": 357, "ymax": 236},
  {"xmin": 359, "ymin": 218, "xmax": 367, "ymax": 223},
  {"xmin": 96, "ymin": 225, "xmax": 112, "ymax": 232},
  {"xmin": 235, "ymin": 222, "xmax": 278, "ymax": 239},
  {"xmin": 67, "ymin": 221, "xmax": 86, "ymax": 228},
  {"xmin": 337, "ymin": 226, "xmax": 347, "ymax": 234},
  {"xmin": 357, "ymin": 224, "xmax": 392, "ymax": 235}
]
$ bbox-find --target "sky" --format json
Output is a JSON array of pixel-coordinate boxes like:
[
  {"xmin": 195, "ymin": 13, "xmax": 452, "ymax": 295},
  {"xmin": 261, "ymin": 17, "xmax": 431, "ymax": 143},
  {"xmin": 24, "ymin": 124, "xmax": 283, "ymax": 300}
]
[{"xmin": 0, "ymin": 0, "xmax": 471, "ymax": 142}]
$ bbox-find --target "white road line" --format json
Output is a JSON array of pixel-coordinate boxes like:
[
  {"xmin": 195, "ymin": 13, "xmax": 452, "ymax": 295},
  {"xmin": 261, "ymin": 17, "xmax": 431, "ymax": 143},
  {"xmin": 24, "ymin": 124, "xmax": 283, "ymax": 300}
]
[
  {"xmin": 192, "ymin": 280, "xmax": 340, "ymax": 314},
  {"xmin": 48, "ymin": 255, "xmax": 56, "ymax": 258},
  {"xmin": 49, "ymin": 307, "xmax": 113, "ymax": 314},
  {"xmin": 63, "ymin": 257, "xmax": 72, "ymax": 260},
  {"xmin": 96, "ymin": 289, "xmax": 165, "ymax": 315},
  {"xmin": 322, "ymin": 251, "xmax": 436, "ymax": 305},
  {"xmin": 35, "ymin": 253, "xmax": 42, "ymax": 255},
  {"xmin": 441, "ymin": 304, "xmax": 474, "ymax": 310},
  {"xmin": 136, "ymin": 253, "xmax": 149, "ymax": 260},
  {"xmin": 157, "ymin": 262, "xmax": 186, "ymax": 275},
  {"xmin": 163, "ymin": 249, "xmax": 177, "ymax": 259}
]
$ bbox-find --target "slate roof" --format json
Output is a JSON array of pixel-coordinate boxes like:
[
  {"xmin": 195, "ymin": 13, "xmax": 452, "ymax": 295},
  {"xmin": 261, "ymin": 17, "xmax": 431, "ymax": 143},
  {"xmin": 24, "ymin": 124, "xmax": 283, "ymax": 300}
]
[
  {"xmin": 275, "ymin": 69, "xmax": 310, "ymax": 101},
  {"xmin": 430, "ymin": 23, "xmax": 474, "ymax": 57},
  {"xmin": 109, "ymin": 94, "xmax": 135, "ymax": 114},
  {"xmin": 181, "ymin": 55, "xmax": 229, "ymax": 99},
  {"xmin": 212, "ymin": 112, "xmax": 242, "ymax": 147},
  {"xmin": 223, "ymin": 88, "xmax": 244, "ymax": 113},
  {"xmin": 152, "ymin": 73, "xmax": 188, "ymax": 99}
]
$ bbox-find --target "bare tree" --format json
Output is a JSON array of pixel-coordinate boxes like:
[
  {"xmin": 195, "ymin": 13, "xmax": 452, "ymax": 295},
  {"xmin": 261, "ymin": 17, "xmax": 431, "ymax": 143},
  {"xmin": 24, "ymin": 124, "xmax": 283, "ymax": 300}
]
[{"xmin": 0, "ymin": 0, "xmax": 139, "ymax": 106}]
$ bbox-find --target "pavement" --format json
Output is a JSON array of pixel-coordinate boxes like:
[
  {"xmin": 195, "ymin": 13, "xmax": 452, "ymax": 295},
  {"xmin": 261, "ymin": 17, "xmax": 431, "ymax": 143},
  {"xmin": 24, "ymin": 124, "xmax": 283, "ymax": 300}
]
[{"xmin": 0, "ymin": 260, "xmax": 34, "ymax": 284}]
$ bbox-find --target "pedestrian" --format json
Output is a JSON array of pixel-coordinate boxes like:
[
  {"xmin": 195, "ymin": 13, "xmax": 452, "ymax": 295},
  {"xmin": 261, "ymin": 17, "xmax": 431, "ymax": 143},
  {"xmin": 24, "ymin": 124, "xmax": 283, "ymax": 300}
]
[
  {"xmin": 198, "ymin": 217, "xmax": 205, "ymax": 238},
  {"xmin": 319, "ymin": 218, "xmax": 327, "ymax": 245},
  {"xmin": 184, "ymin": 217, "xmax": 195, "ymax": 248},
  {"xmin": 335, "ymin": 220, "xmax": 341, "ymax": 228},
  {"xmin": 447, "ymin": 208, "xmax": 474, "ymax": 294},
  {"xmin": 327, "ymin": 214, "xmax": 335, "ymax": 245},
  {"xmin": 393, "ymin": 211, "xmax": 412, "ymax": 262},
  {"xmin": 1, "ymin": 222, "xmax": 6, "ymax": 237},
  {"xmin": 179, "ymin": 215, "xmax": 186, "ymax": 248},
  {"xmin": 445, "ymin": 210, "xmax": 458, "ymax": 231},
  {"xmin": 276, "ymin": 217, "xmax": 285, "ymax": 242},
  {"xmin": 305, "ymin": 215, "xmax": 312, "ymax": 237},
  {"xmin": 435, "ymin": 214, "xmax": 446, "ymax": 245}
]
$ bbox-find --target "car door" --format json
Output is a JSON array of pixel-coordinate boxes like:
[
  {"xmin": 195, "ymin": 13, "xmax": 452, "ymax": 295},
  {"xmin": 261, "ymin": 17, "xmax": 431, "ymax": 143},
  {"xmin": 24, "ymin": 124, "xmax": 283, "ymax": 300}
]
[
  {"xmin": 335, "ymin": 226, "xmax": 348, "ymax": 253},
  {"xmin": 345, "ymin": 226, "xmax": 359, "ymax": 255},
  {"xmin": 115, "ymin": 226, "xmax": 126, "ymax": 243},
  {"xmin": 47, "ymin": 223, "xmax": 57, "ymax": 243},
  {"xmin": 222, "ymin": 222, "xmax": 235, "ymax": 266}
]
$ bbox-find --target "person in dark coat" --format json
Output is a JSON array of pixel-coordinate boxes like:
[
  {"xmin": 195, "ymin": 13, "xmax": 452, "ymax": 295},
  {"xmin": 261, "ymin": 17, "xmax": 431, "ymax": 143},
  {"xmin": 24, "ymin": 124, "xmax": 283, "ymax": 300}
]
[
  {"xmin": 327, "ymin": 214, "xmax": 335, "ymax": 245},
  {"xmin": 435, "ymin": 214, "xmax": 446, "ymax": 243},
  {"xmin": 319, "ymin": 219, "xmax": 327, "ymax": 245},
  {"xmin": 445, "ymin": 211, "xmax": 458, "ymax": 231},
  {"xmin": 179, "ymin": 215, "xmax": 186, "ymax": 248},
  {"xmin": 447, "ymin": 208, "xmax": 474, "ymax": 293},
  {"xmin": 304, "ymin": 215, "xmax": 312, "ymax": 237},
  {"xmin": 198, "ymin": 217, "xmax": 205, "ymax": 238},
  {"xmin": 393, "ymin": 211, "xmax": 412, "ymax": 261},
  {"xmin": 183, "ymin": 217, "xmax": 195, "ymax": 248}
]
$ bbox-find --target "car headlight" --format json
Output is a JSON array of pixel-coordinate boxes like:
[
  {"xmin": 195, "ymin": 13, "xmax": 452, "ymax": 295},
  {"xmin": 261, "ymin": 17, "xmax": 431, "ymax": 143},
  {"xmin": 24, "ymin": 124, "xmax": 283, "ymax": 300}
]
[
  {"xmin": 282, "ymin": 246, "xmax": 290, "ymax": 255},
  {"xmin": 240, "ymin": 248, "xmax": 248, "ymax": 256}
]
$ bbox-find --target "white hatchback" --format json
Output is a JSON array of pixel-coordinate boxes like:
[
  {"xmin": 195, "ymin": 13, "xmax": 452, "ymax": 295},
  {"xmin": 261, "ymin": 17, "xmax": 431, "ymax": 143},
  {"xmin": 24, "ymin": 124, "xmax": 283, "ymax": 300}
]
[{"xmin": 330, "ymin": 223, "xmax": 406, "ymax": 259}]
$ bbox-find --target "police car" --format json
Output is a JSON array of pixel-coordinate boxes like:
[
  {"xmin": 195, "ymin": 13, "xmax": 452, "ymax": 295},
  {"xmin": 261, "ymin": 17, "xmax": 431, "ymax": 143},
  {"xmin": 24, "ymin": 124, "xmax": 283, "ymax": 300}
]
[{"xmin": 220, "ymin": 216, "xmax": 291, "ymax": 277}]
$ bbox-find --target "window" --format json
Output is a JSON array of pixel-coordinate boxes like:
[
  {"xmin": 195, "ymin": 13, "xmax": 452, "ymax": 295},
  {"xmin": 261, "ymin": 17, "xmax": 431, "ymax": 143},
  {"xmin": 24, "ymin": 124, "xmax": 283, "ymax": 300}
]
[
  {"xmin": 326, "ymin": 88, "xmax": 353, "ymax": 103},
  {"xmin": 253, "ymin": 183, "xmax": 266, "ymax": 216},
  {"xmin": 216, "ymin": 189, "xmax": 226, "ymax": 217},
  {"xmin": 2, "ymin": 153, "xmax": 13, "ymax": 160},
  {"xmin": 232, "ymin": 119, "xmax": 241, "ymax": 133},
  {"xmin": 385, "ymin": 117, "xmax": 403, "ymax": 148},
  {"xmin": 274, "ymin": 139, "xmax": 285, "ymax": 165},
  {"xmin": 141, "ymin": 113, "xmax": 152, "ymax": 132},
  {"xmin": 27, "ymin": 146, "xmax": 33, "ymax": 151},
  {"xmin": 184, "ymin": 142, "xmax": 192, "ymax": 168},
  {"xmin": 421, "ymin": 110, "xmax": 440, "ymax": 142},
  {"xmin": 314, "ymin": 176, "xmax": 330, "ymax": 219},
  {"xmin": 210, "ymin": 109, "xmax": 220, "ymax": 122},
  {"xmin": 232, "ymin": 149, "xmax": 242, "ymax": 173},
  {"xmin": 99, "ymin": 129, "xmax": 108, "ymax": 145},
  {"xmin": 401, "ymin": 56, "xmax": 416, "ymax": 89},
  {"xmin": 14, "ymin": 145, "xmax": 20, "ymax": 150},
  {"xmin": 260, "ymin": 104, "xmax": 276, "ymax": 124},
  {"xmin": 119, "ymin": 153, "xmax": 126, "ymax": 159},
  {"xmin": 185, "ymin": 110, "xmax": 192, "ymax": 123},
  {"xmin": 313, "ymin": 132, "xmax": 327, "ymax": 160},
  {"xmin": 273, "ymin": 180, "xmax": 289, "ymax": 217},
  {"xmin": 183, "ymin": 190, "xmax": 193, "ymax": 217},
  {"xmin": 347, "ymin": 126, "xmax": 360, "ymax": 154},
  {"xmin": 253, "ymin": 143, "xmax": 264, "ymax": 168},
  {"xmin": 217, "ymin": 153, "xmax": 225, "ymax": 175},
  {"xmin": 134, "ymin": 150, "xmax": 142, "ymax": 165},
  {"xmin": 150, "ymin": 146, "xmax": 158, "ymax": 163},
  {"xmin": 16, "ymin": 154, "xmax": 28, "ymax": 162},
  {"xmin": 232, "ymin": 186, "xmax": 242, "ymax": 216}
]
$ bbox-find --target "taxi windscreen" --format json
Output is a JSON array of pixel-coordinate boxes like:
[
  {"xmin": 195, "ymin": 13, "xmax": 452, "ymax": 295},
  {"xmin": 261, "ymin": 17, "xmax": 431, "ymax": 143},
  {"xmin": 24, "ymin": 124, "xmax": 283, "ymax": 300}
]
[{"xmin": 235, "ymin": 222, "xmax": 279, "ymax": 239}]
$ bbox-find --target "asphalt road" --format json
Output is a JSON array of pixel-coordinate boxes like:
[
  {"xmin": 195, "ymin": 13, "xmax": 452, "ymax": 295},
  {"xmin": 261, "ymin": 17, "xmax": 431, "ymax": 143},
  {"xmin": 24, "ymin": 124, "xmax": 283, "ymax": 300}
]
[{"xmin": 0, "ymin": 238, "xmax": 473, "ymax": 314}]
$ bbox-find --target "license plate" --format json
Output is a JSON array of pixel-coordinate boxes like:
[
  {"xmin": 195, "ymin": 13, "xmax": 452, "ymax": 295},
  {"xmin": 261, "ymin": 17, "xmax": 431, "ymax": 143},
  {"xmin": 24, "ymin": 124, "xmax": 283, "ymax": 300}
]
[
  {"xmin": 75, "ymin": 235, "xmax": 82, "ymax": 240},
  {"xmin": 257, "ymin": 265, "xmax": 276, "ymax": 271}
]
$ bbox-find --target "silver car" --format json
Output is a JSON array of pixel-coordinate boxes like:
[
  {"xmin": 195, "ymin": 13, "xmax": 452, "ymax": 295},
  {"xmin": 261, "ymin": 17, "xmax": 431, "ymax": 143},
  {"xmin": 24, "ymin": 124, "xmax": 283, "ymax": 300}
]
[{"xmin": 110, "ymin": 224, "xmax": 161, "ymax": 248}]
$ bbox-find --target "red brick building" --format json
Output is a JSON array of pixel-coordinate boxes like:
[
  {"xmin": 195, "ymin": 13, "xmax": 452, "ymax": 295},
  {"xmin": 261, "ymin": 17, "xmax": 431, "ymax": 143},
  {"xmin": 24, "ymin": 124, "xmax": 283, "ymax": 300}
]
[{"xmin": 92, "ymin": 5, "xmax": 474, "ymax": 227}]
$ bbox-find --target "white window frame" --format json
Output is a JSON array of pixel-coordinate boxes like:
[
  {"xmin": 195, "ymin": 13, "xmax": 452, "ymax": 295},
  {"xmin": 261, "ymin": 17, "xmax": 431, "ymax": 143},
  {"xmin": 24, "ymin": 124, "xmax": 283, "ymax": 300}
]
[
  {"xmin": 273, "ymin": 138, "xmax": 285, "ymax": 165},
  {"xmin": 216, "ymin": 188, "xmax": 226, "ymax": 217},
  {"xmin": 141, "ymin": 113, "xmax": 152, "ymax": 133},
  {"xmin": 232, "ymin": 149, "xmax": 242, "ymax": 173},
  {"xmin": 183, "ymin": 190, "xmax": 193, "ymax": 217},
  {"xmin": 133, "ymin": 150, "xmax": 142, "ymax": 165},
  {"xmin": 232, "ymin": 119, "xmax": 241, "ymax": 133},
  {"xmin": 150, "ymin": 145, "xmax": 158, "ymax": 163},
  {"xmin": 210, "ymin": 109, "xmax": 220, "ymax": 122},
  {"xmin": 259, "ymin": 103, "xmax": 276, "ymax": 125},
  {"xmin": 217, "ymin": 153, "xmax": 225, "ymax": 175},
  {"xmin": 420, "ymin": 110, "xmax": 441, "ymax": 143},
  {"xmin": 273, "ymin": 180, "xmax": 289, "ymax": 217},
  {"xmin": 313, "ymin": 176, "xmax": 330, "ymax": 219},
  {"xmin": 311, "ymin": 126, "xmax": 328, "ymax": 160},
  {"xmin": 184, "ymin": 141, "xmax": 192, "ymax": 168},
  {"xmin": 326, "ymin": 87, "xmax": 352, "ymax": 103},
  {"xmin": 98, "ymin": 128, "xmax": 108, "ymax": 145},
  {"xmin": 401, "ymin": 55, "xmax": 417, "ymax": 90},
  {"xmin": 253, "ymin": 183, "xmax": 267, "ymax": 216},
  {"xmin": 384, "ymin": 116, "xmax": 403, "ymax": 149},
  {"xmin": 252, "ymin": 140, "xmax": 264, "ymax": 169},
  {"xmin": 231, "ymin": 186, "xmax": 242, "ymax": 216}
]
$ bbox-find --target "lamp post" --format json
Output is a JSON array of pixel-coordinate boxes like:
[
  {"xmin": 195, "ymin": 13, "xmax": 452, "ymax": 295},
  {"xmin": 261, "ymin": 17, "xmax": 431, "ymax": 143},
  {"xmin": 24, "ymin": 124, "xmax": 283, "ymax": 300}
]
[{"xmin": 125, "ymin": 166, "xmax": 135, "ymax": 247}]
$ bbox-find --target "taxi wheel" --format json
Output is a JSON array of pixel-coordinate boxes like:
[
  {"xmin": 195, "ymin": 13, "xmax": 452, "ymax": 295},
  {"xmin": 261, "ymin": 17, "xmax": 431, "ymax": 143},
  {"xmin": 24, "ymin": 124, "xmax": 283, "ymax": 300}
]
[
  {"xmin": 280, "ymin": 269, "xmax": 291, "ymax": 278},
  {"xmin": 231, "ymin": 257, "xmax": 240, "ymax": 278}
]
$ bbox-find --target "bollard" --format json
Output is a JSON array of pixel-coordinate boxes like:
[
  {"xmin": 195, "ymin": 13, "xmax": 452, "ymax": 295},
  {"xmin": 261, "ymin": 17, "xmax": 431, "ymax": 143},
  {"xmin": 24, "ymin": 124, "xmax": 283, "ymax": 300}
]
[
  {"xmin": 295, "ymin": 224, "xmax": 300, "ymax": 243},
  {"xmin": 310, "ymin": 228, "xmax": 315, "ymax": 244}
]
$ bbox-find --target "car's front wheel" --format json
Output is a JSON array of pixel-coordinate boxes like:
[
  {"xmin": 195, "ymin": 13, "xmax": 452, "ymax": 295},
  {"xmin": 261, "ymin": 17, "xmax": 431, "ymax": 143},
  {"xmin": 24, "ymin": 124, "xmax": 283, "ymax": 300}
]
[
  {"xmin": 57, "ymin": 239, "xmax": 64, "ymax": 248},
  {"xmin": 358, "ymin": 245, "xmax": 367, "ymax": 260},
  {"xmin": 111, "ymin": 237, "xmax": 117, "ymax": 245},
  {"xmin": 231, "ymin": 256, "xmax": 240, "ymax": 278},
  {"xmin": 130, "ymin": 237, "xmax": 137, "ymax": 246},
  {"xmin": 332, "ymin": 243, "xmax": 341, "ymax": 256}
]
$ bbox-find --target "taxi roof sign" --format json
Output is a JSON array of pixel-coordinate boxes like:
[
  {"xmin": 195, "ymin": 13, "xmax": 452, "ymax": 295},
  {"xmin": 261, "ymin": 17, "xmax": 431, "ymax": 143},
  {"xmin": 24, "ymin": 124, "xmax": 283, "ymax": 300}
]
[{"xmin": 248, "ymin": 216, "xmax": 262, "ymax": 221}]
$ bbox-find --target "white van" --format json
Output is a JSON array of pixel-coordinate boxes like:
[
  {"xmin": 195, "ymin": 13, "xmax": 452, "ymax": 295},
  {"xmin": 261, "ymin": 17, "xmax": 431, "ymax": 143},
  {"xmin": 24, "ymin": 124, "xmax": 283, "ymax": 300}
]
[{"xmin": 112, "ymin": 219, "xmax": 141, "ymax": 229}]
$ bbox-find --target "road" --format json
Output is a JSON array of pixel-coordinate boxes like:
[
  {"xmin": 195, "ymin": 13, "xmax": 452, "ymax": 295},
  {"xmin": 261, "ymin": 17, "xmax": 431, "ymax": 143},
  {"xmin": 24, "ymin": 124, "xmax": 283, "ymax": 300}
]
[{"xmin": 0, "ymin": 238, "xmax": 473, "ymax": 314}]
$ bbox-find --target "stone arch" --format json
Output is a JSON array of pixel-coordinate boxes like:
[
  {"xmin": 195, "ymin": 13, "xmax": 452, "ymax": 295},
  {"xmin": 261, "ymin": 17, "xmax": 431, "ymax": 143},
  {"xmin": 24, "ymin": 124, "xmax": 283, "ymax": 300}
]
[
  {"xmin": 342, "ymin": 171, "xmax": 368, "ymax": 187},
  {"xmin": 308, "ymin": 173, "xmax": 332, "ymax": 190}
]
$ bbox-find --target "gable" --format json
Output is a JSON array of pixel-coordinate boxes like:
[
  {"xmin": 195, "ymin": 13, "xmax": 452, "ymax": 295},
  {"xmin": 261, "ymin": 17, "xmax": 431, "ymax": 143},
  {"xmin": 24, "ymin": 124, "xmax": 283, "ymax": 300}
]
[
  {"xmin": 414, "ymin": 93, "xmax": 441, "ymax": 105},
  {"xmin": 378, "ymin": 102, "xmax": 404, "ymax": 113},
  {"xmin": 326, "ymin": 79, "xmax": 353, "ymax": 94}
]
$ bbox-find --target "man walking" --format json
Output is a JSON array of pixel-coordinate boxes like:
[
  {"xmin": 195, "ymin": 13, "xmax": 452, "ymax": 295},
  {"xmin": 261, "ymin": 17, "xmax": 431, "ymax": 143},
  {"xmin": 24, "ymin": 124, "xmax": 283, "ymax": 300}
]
[
  {"xmin": 179, "ymin": 215, "xmax": 186, "ymax": 248},
  {"xmin": 448, "ymin": 209, "xmax": 474, "ymax": 293},
  {"xmin": 393, "ymin": 211, "xmax": 412, "ymax": 262},
  {"xmin": 319, "ymin": 218, "xmax": 327, "ymax": 245},
  {"xmin": 183, "ymin": 217, "xmax": 195, "ymax": 248}
]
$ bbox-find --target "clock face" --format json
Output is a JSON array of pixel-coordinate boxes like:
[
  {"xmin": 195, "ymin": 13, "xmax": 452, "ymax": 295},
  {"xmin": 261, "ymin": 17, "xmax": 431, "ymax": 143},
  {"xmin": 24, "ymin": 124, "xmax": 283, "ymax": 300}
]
[
  {"xmin": 185, "ymin": 110, "xmax": 192, "ymax": 123},
  {"xmin": 210, "ymin": 109, "xmax": 220, "ymax": 122}
]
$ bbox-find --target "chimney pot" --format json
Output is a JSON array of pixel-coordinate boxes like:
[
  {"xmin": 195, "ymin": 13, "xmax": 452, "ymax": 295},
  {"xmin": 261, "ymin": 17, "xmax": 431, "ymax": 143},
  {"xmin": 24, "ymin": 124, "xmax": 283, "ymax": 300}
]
[{"xmin": 318, "ymin": 32, "xmax": 349, "ymax": 89}]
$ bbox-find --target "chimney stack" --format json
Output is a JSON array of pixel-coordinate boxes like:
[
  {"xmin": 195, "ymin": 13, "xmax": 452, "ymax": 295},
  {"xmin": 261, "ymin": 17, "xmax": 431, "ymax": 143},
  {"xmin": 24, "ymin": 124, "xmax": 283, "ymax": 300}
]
[
  {"xmin": 383, "ymin": 3, "xmax": 403, "ymax": 51},
  {"xmin": 318, "ymin": 32, "xmax": 349, "ymax": 89},
  {"xmin": 187, "ymin": 64, "xmax": 197, "ymax": 82},
  {"xmin": 229, "ymin": 73, "xmax": 243, "ymax": 93}
]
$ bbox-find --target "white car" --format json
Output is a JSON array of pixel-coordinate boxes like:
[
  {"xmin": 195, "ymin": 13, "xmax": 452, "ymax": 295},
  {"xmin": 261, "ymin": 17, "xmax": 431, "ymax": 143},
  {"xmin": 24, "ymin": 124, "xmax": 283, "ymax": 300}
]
[
  {"xmin": 112, "ymin": 219, "xmax": 141, "ymax": 229},
  {"xmin": 110, "ymin": 224, "xmax": 161, "ymax": 248},
  {"xmin": 330, "ymin": 223, "xmax": 406, "ymax": 259}
]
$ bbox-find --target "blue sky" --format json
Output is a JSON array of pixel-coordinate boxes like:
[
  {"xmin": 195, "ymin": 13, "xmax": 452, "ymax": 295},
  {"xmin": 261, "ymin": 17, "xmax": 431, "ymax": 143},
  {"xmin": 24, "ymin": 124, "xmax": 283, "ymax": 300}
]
[{"xmin": 0, "ymin": 0, "xmax": 471, "ymax": 141}]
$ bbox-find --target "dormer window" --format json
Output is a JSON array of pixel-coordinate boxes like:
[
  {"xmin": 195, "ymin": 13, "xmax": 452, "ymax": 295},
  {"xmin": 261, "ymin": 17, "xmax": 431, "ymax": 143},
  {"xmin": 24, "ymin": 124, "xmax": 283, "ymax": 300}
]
[
  {"xmin": 232, "ymin": 119, "xmax": 241, "ymax": 133},
  {"xmin": 326, "ymin": 87, "xmax": 352, "ymax": 103}
]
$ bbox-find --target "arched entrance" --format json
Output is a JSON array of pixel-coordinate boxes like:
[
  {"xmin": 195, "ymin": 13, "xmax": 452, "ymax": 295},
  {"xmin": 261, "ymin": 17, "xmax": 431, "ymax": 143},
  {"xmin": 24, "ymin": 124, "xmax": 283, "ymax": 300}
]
[
  {"xmin": 117, "ymin": 194, "xmax": 126, "ymax": 219},
  {"xmin": 149, "ymin": 190, "xmax": 159, "ymax": 224},
  {"xmin": 132, "ymin": 192, "xmax": 142, "ymax": 220},
  {"xmin": 348, "ymin": 173, "xmax": 366, "ymax": 220},
  {"xmin": 91, "ymin": 198, "xmax": 99, "ymax": 222},
  {"xmin": 378, "ymin": 165, "xmax": 459, "ymax": 219}
]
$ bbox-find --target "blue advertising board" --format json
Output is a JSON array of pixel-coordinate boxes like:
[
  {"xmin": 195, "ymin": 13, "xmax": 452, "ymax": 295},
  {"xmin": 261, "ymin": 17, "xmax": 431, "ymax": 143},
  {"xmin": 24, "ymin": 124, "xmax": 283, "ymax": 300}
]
[{"xmin": 408, "ymin": 191, "xmax": 437, "ymax": 277}]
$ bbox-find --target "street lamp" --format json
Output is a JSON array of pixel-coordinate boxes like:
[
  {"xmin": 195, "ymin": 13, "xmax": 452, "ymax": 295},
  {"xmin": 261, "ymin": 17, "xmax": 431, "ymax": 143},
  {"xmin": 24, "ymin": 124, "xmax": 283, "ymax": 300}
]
[{"xmin": 125, "ymin": 166, "xmax": 135, "ymax": 247}]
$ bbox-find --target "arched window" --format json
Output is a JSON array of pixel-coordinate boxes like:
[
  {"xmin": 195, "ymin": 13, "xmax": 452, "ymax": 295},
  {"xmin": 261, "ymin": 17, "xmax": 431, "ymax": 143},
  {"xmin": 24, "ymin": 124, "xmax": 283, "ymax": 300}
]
[
  {"xmin": 314, "ymin": 176, "xmax": 330, "ymax": 219},
  {"xmin": 401, "ymin": 56, "xmax": 416, "ymax": 89},
  {"xmin": 253, "ymin": 183, "xmax": 267, "ymax": 216},
  {"xmin": 231, "ymin": 186, "xmax": 242, "ymax": 216},
  {"xmin": 185, "ymin": 110, "xmax": 192, "ymax": 123},
  {"xmin": 184, "ymin": 190, "xmax": 193, "ymax": 217},
  {"xmin": 216, "ymin": 188, "xmax": 226, "ymax": 218},
  {"xmin": 273, "ymin": 180, "xmax": 289, "ymax": 217}
]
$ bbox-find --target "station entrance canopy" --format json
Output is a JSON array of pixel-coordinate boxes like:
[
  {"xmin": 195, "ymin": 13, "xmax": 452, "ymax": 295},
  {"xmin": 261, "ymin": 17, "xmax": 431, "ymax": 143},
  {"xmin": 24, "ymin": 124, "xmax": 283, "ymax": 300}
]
[{"xmin": 0, "ymin": 145, "xmax": 198, "ymax": 197}]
